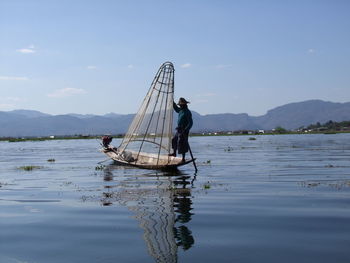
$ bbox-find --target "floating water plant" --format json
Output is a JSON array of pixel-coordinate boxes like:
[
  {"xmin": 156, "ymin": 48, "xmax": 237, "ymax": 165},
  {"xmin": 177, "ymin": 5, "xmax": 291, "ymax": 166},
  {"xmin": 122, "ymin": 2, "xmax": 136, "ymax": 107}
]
[
  {"xmin": 47, "ymin": 158, "xmax": 56, "ymax": 162},
  {"xmin": 103, "ymin": 192, "xmax": 113, "ymax": 198},
  {"xmin": 203, "ymin": 182, "xmax": 211, "ymax": 189},
  {"xmin": 95, "ymin": 165, "xmax": 105, "ymax": 170},
  {"xmin": 249, "ymin": 137, "xmax": 256, "ymax": 140},
  {"xmin": 307, "ymin": 182, "xmax": 321, "ymax": 187},
  {"xmin": 300, "ymin": 180, "xmax": 350, "ymax": 190},
  {"xmin": 0, "ymin": 182, "xmax": 8, "ymax": 188},
  {"xmin": 18, "ymin": 165, "xmax": 42, "ymax": 171}
]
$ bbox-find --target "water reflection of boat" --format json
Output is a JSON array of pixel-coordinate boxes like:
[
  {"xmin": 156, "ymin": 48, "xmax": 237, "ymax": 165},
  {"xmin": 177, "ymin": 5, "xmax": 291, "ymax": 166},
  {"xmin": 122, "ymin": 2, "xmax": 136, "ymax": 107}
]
[{"xmin": 102, "ymin": 167, "xmax": 195, "ymax": 263}]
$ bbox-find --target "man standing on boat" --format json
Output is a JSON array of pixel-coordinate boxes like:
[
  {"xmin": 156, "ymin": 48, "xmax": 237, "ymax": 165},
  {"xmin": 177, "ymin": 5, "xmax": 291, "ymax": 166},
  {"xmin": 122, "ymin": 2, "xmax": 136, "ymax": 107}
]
[{"xmin": 169, "ymin": 97, "xmax": 193, "ymax": 162}]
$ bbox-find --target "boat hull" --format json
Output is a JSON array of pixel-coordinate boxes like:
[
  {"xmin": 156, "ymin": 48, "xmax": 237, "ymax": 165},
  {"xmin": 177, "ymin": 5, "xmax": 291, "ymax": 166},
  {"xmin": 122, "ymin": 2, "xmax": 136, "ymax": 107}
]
[{"xmin": 102, "ymin": 147, "xmax": 195, "ymax": 170}]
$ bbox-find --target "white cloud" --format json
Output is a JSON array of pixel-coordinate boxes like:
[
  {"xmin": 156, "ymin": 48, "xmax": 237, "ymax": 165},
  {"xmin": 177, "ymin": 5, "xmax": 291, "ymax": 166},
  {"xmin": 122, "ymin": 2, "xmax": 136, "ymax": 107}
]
[
  {"xmin": 17, "ymin": 45, "xmax": 36, "ymax": 54},
  {"xmin": 17, "ymin": 48, "xmax": 35, "ymax": 54},
  {"xmin": 47, "ymin": 87, "xmax": 86, "ymax": 98},
  {"xmin": 308, "ymin": 48, "xmax": 315, "ymax": 53},
  {"xmin": 0, "ymin": 103, "xmax": 15, "ymax": 110},
  {"xmin": 2, "ymin": 96, "xmax": 24, "ymax": 102},
  {"xmin": 0, "ymin": 76, "xmax": 29, "ymax": 80},
  {"xmin": 127, "ymin": 64, "xmax": 134, "ymax": 69},
  {"xmin": 0, "ymin": 97, "xmax": 25, "ymax": 110},
  {"xmin": 180, "ymin": 63, "xmax": 191, "ymax": 68},
  {"xmin": 87, "ymin": 65, "xmax": 97, "ymax": 70}
]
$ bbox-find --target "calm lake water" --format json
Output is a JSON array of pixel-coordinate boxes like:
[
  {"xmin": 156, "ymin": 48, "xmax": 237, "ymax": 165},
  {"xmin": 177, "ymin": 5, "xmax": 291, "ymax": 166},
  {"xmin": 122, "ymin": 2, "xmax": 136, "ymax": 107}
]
[{"xmin": 1, "ymin": 134, "xmax": 350, "ymax": 263}]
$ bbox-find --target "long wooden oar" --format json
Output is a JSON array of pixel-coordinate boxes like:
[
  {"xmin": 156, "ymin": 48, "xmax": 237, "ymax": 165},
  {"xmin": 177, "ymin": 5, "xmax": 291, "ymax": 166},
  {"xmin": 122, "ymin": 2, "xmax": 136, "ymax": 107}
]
[
  {"xmin": 188, "ymin": 143, "xmax": 198, "ymax": 173},
  {"xmin": 98, "ymin": 158, "xmax": 111, "ymax": 164}
]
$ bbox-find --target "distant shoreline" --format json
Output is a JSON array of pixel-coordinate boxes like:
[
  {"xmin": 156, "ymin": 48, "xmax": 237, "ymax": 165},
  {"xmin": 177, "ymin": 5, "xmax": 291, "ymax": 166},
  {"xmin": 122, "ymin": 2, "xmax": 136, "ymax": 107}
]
[{"xmin": 1, "ymin": 131, "xmax": 348, "ymax": 143}]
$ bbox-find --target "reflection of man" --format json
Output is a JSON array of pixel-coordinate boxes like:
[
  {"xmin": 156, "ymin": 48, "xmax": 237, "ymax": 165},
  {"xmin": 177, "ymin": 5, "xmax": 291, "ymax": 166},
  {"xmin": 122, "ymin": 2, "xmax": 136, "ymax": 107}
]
[
  {"xmin": 169, "ymin": 98, "xmax": 193, "ymax": 162},
  {"xmin": 173, "ymin": 183, "xmax": 195, "ymax": 251},
  {"xmin": 174, "ymin": 194, "xmax": 193, "ymax": 223},
  {"xmin": 173, "ymin": 225, "xmax": 194, "ymax": 251}
]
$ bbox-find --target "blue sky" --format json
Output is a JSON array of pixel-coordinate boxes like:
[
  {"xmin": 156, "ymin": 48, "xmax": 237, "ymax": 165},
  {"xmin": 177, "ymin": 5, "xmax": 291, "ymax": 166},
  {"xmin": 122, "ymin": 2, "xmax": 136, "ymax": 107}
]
[{"xmin": 0, "ymin": 0, "xmax": 349, "ymax": 116}]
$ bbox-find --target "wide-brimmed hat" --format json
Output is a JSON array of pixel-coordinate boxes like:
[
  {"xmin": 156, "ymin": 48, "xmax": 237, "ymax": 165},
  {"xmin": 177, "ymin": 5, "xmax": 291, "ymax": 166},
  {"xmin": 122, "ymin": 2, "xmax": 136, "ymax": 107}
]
[{"xmin": 177, "ymin": 97, "xmax": 190, "ymax": 105}]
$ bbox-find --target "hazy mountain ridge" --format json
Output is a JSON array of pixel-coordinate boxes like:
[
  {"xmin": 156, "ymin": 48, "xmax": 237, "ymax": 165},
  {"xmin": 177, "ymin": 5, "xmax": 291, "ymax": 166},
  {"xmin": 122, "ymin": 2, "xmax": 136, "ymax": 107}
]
[
  {"xmin": 253, "ymin": 100, "xmax": 350, "ymax": 129},
  {"xmin": 1, "ymin": 100, "xmax": 350, "ymax": 136}
]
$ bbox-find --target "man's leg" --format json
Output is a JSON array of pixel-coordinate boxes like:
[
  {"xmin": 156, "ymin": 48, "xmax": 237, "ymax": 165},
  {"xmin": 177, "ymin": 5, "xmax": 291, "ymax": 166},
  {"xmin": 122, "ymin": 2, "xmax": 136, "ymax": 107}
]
[
  {"xmin": 169, "ymin": 133, "xmax": 179, "ymax": 156},
  {"xmin": 178, "ymin": 131, "xmax": 188, "ymax": 162}
]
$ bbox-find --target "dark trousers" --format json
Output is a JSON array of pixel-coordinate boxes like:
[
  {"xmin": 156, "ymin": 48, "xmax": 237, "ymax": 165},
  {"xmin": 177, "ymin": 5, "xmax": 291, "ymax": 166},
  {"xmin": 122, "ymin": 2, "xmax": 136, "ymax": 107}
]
[{"xmin": 172, "ymin": 129, "xmax": 189, "ymax": 154}]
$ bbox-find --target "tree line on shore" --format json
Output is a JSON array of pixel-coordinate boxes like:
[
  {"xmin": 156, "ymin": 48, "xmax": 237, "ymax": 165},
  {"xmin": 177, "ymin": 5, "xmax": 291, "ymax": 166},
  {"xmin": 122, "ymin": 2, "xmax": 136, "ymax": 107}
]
[{"xmin": 1, "ymin": 120, "xmax": 349, "ymax": 142}]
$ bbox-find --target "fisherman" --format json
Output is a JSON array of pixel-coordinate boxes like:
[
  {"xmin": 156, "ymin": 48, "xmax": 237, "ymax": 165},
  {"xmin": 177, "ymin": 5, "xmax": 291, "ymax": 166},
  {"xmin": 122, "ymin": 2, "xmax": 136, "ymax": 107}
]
[
  {"xmin": 169, "ymin": 97, "xmax": 193, "ymax": 162},
  {"xmin": 102, "ymin": 135, "xmax": 113, "ymax": 148}
]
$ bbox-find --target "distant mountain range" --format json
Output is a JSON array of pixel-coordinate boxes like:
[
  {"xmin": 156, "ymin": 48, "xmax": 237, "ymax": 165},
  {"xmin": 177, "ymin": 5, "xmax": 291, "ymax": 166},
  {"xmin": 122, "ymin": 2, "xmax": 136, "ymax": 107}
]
[{"xmin": 1, "ymin": 100, "xmax": 350, "ymax": 137}]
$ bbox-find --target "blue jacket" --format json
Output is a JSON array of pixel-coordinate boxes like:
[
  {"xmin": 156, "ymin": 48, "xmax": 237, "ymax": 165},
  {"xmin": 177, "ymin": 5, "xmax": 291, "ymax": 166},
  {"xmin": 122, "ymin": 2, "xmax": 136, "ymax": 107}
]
[{"xmin": 173, "ymin": 102, "xmax": 193, "ymax": 132}]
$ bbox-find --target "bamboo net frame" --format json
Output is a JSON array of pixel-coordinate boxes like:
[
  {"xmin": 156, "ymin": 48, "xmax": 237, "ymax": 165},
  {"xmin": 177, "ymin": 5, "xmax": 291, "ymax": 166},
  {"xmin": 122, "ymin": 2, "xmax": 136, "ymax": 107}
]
[{"xmin": 118, "ymin": 62, "xmax": 175, "ymax": 166}]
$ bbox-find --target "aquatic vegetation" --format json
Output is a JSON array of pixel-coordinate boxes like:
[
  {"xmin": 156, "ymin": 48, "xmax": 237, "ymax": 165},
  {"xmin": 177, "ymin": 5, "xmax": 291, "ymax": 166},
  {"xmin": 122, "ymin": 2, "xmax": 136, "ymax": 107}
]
[
  {"xmin": 5, "ymin": 135, "xmax": 103, "ymax": 143},
  {"xmin": 307, "ymin": 182, "xmax": 321, "ymax": 187},
  {"xmin": 203, "ymin": 182, "xmax": 211, "ymax": 189},
  {"xmin": 299, "ymin": 180, "xmax": 350, "ymax": 190},
  {"xmin": 103, "ymin": 192, "xmax": 113, "ymax": 198},
  {"xmin": 95, "ymin": 165, "xmax": 105, "ymax": 170},
  {"xmin": 249, "ymin": 137, "xmax": 256, "ymax": 140},
  {"xmin": 81, "ymin": 195, "xmax": 91, "ymax": 202},
  {"xmin": 0, "ymin": 182, "xmax": 8, "ymax": 188},
  {"xmin": 18, "ymin": 165, "xmax": 43, "ymax": 171},
  {"xmin": 47, "ymin": 158, "xmax": 56, "ymax": 162},
  {"xmin": 328, "ymin": 181, "xmax": 350, "ymax": 190}
]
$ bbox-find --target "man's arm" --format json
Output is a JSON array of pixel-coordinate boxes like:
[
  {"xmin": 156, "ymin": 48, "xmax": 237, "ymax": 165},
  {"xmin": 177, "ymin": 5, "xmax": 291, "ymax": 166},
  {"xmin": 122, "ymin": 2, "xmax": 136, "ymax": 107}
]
[{"xmin": 173, "ymin": 101, "xmax": 180, "ymax": 113}]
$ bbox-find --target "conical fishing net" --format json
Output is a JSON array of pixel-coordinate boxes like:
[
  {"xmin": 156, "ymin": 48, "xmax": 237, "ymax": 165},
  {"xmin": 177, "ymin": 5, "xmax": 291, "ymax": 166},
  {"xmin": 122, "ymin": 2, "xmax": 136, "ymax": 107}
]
[{"xmin": 118, "ymin": 62, "xmax": 175, "ymax": 165}]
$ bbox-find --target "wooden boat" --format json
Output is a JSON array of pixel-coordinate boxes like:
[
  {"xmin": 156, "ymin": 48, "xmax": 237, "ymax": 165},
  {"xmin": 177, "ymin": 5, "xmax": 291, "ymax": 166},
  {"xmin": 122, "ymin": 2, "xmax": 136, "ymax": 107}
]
[
  {"xmin": 102, "ymin": 147, "xmax": 194, "ymax": 170},
  {"xmin": 101, "ymin": 62, "xmax": 196, "ymax": 170}
]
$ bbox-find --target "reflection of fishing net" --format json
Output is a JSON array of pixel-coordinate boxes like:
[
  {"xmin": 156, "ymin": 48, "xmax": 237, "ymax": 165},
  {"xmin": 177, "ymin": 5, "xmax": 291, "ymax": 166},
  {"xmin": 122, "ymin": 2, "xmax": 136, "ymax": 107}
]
[
  {"xmin": 118, "ymin": 62, "xmax": 175, "ymax": 165},
  {"xmin": 116, "ymin": 177, "xmax": 178, "ymax": 263},
  {"xmin": 99, "ymin": 169, "xmax": 195, "ymax": 262}
]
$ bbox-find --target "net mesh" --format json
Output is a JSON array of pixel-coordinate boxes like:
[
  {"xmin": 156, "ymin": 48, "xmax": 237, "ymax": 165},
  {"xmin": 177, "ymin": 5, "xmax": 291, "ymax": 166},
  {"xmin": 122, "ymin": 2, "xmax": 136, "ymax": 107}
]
[{"xmin": 118, "ymin": 62, "xmax": 175, "ymax": 164}]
